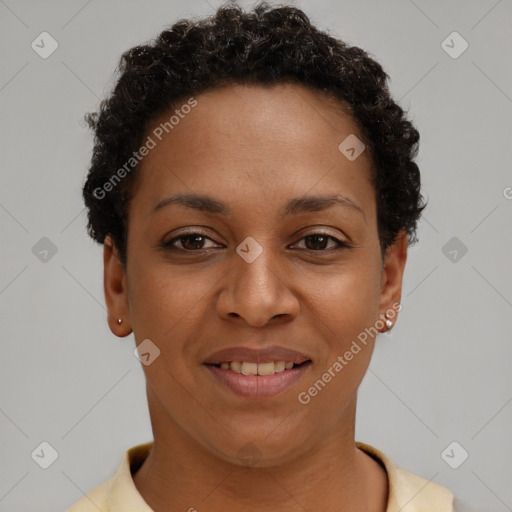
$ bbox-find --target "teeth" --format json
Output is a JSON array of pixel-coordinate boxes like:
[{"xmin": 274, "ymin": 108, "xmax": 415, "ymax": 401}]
[
  {"xmin": 241, "ymin": 362, "xmax": 258, "ymax": 375},
  {"xmin": 218, "ymin": 360, "xmax": 302, "ymax": 375},
  {"xmin": 257, "ymin": 362, "xmax": 275, "ymax": 376},
  {"xmin": 274, "ymin": 361, "xmax": 286, "ymax": 372},
  {"xmin": 230, "ymin": 361, "xmax": 242, "ymax": 373}
]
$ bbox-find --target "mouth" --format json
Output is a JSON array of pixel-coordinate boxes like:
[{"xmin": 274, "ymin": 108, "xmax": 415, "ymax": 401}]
[{"xmin": 203, "ymin": 359, "xmax": 313, "ymax": 398}]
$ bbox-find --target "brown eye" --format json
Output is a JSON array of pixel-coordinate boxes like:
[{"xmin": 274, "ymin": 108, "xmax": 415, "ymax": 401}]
[
  {"xmin": 293, "ymin": 233, "xmax": 349, "ymax": 252},
  {"xmin": 162, "ymin": 232, "xmax": 221, "ymax": 252},
  {"xmin": 177, "ymin": 234, "xmax": 207, "ymax": 250}
]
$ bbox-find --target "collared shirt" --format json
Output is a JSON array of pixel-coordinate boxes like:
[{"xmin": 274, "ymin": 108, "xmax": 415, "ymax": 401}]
[{"xmin": 66, "ymin": 441, "xmax": 454, "ymax": 511}]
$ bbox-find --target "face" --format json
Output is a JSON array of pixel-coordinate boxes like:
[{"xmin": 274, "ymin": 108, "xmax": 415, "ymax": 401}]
[{"xmin": 104, "ymin": 83, "xmax": 407, "ymax": 467}]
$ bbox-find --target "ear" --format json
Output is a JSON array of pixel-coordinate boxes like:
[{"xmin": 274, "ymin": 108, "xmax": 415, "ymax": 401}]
[
  {"xmin": 379, "ymin": 229, "xmax": 408, "ymax": 326},
  {"xmin": 104, "ymin": 235, "xmax": 132, "ymax": 337}
]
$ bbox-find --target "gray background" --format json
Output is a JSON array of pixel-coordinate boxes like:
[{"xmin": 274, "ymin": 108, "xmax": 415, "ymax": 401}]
[{"xmin": 1, "ymin": 0, "xmax": 511, "ymax": 511}]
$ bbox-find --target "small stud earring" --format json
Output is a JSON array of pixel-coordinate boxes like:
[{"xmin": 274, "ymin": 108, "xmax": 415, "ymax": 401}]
[
  {"xmin": 385, "ymin": 315, "xmax": 393, "ymax": 329},
  {"xmin": 117, "ymin": 318, "xmax": 122, "ymax": 325}
]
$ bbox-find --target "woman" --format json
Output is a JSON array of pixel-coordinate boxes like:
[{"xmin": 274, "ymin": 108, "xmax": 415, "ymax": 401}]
[{"xmin": 67, "ymin": 3, "xmax": 455, "ymax": 511}]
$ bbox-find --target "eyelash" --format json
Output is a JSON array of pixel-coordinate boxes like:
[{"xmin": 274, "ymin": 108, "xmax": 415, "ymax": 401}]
[{"xmin": 160, "ymin": 230, "xmax": 351, "ymax": 254}]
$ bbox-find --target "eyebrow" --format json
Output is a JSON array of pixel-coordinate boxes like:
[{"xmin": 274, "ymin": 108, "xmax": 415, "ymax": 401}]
[{"xmin": 152, "ymin": 192, "xmax": 365, "ymax": 221}]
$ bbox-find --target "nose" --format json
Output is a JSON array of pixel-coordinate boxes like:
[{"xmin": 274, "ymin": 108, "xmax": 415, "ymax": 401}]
[{"xmin": 215, "ymin": 243, "xmax": 299, "ymax": 327}]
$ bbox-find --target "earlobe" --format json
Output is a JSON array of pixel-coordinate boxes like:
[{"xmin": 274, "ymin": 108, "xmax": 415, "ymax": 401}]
[{"xmin": 103, "ymin": 235, "xmax": 132, "ymax": 338}]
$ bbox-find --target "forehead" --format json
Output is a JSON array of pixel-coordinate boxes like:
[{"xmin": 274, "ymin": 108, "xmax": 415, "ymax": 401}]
[
  {"xmin": 130, "ymin": 82, "xmax": 374, "ymax": 218},
  {"xmin": 149, "ymin": 82, "xmax": 364, "ymax": 152}
]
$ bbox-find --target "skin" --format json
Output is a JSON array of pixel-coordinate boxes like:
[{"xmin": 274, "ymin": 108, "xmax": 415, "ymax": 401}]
[{"xmin": 103, "ymin": 82, "xmax": 408, "ymax": 512}]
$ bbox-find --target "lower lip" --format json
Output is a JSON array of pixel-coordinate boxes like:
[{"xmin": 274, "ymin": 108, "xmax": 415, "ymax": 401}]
[{"xmin": 204, "ymin": 363, "xmax": 312, "ymax": 398}]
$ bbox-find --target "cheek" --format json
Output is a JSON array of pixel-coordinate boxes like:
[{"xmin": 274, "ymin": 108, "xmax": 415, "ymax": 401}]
[
  {"xmin": 303, "ymin": 257, "xmax": 382, "ymax": 336},
  {"xmin": 299, "ymin": 255, "xmax": 382, "ymax": 392},
  {"xmin": 127, "ymin": 265, "xmax": 209, "ymax": 401},
  {"xmin": 127, "ymin": 263, "xmax": 221, "ymax": 399},
  {"xmin": 128, "ymin": 262, "xmax": 213, "ymax": 340},
  {"xmin": 298, "ymin": 281, "xmax": 380, "ymax": 417}
]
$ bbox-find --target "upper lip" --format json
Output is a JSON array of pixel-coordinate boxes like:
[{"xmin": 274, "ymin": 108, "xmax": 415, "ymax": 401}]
[{"xmin": 203, "ymin": 345, "xmax": 312, "ymax": 365}]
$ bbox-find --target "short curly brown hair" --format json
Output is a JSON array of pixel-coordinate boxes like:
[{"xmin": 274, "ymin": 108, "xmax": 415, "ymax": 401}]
[{"xmin": 82, "ymin": 1, "xmax": 426, "ymax": 268}]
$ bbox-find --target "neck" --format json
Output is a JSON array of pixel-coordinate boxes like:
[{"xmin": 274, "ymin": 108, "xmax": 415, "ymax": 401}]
[{"xmin": 133, "ymin": 390, "xmax": 388, "ymax": 512}]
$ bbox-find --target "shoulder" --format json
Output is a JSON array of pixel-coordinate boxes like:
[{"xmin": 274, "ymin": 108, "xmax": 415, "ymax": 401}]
[
  {"xmin": 65, "ymin": 441, "xmax": 154, "ymax": 512},
  {"xmin": 356, "ymin": 441, "xmax": 454, "ymax": 512},
  {"xmin": 392, "ymin": 465, "xmax": 454, "ymax": 511},
  {"xmin": 65, "ymin": 478, "xmax": 112, "ymax": 511}
]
